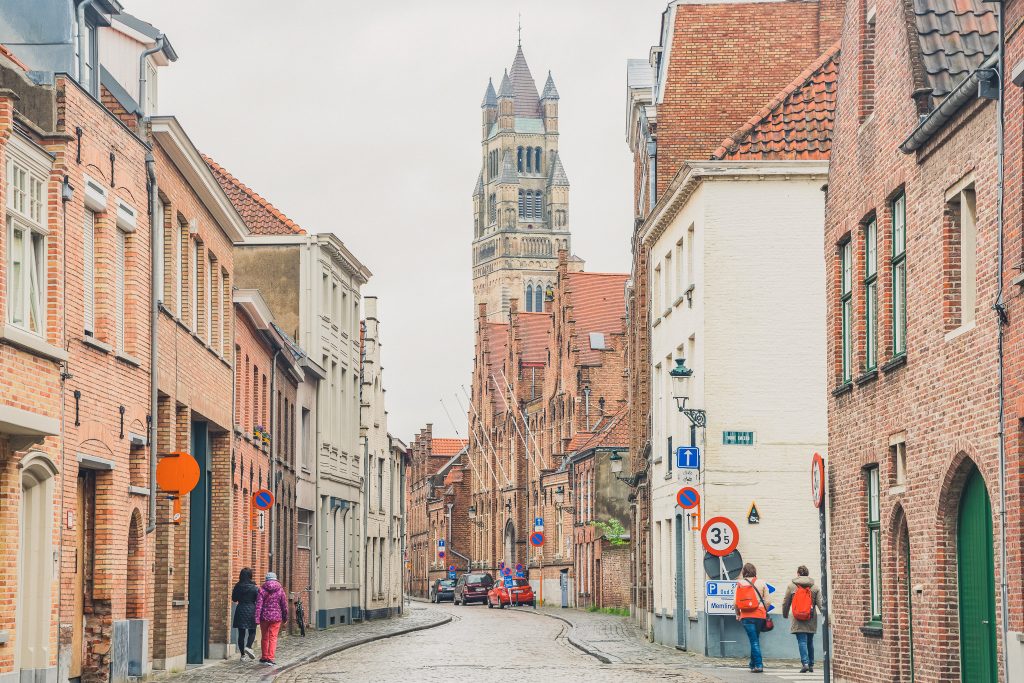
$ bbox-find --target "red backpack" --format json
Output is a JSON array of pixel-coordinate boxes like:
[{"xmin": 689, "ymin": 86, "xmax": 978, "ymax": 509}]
[
  {"xmin": 792, "ymin": 585, "xmax": 814, "ymax": 621},
  {"xmin": 735, "ymin": 580, "xmax": 761, "ymax": 612}
]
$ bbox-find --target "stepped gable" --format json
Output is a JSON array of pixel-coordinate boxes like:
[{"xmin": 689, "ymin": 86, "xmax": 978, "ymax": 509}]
[
  {"xmin": 913, "ymin": 0, "xmax": 998, "ymax": 109},
  {"xmin": 203, "ymin": 154, "xmax": 306, "ymax": 235}
]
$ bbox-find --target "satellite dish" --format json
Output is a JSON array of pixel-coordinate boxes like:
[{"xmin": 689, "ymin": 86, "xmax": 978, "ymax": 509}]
[{"xmin": 704, "ymin": 549, "xmax": 743, "ymax": 580}]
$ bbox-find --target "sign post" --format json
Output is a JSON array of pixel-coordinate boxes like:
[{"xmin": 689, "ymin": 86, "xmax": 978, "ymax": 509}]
[
  {"xmin": 812, "ymin": 453, "xmax": 831, "ymax": 683},
  {"xmin": 534, "ymin": 518, "xmax": 544, "ymax": 608}
]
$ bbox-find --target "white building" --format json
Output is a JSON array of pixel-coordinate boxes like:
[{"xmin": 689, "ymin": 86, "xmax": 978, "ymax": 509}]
[{"xmin": 359, "ymin": 297, "xmax": 403, "ymax": 618}]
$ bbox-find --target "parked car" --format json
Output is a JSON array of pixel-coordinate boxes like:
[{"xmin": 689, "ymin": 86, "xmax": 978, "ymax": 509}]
[
  {"xmin": 429, "ymin": 578, "xmax": 456, "ymax": 603},
  {"xmin": 487, "ymin": 578, "xmax": 535, "ymax": 608},
  {"xmin": 454, "ymin": 572, "xmax": 494, "ymax": 605}
]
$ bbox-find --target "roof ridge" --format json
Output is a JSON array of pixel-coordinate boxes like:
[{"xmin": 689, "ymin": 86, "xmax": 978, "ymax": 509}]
[
  {"xmin": 202, "ymin": 153, "xmax": 306, "ymax": 235},
  {"xmin": 711, "ymin": 41, "xmax": 840, "ymax": 161}
]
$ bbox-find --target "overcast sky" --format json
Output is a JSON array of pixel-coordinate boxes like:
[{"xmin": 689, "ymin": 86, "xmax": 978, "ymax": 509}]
[{"xmin": 129, "ymin": 0, "xmax": 668, "ymax": 441}]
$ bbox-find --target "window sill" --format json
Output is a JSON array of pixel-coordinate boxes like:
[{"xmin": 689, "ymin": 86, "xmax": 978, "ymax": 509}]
[
  {"xmin": 944, "ymin": 319, "xmax": 976, "ymax": 342},
  {"xmin": 82, "ymin": 335, "xmax": 112, "ymax": 354},
  {"xmin": 662, "ymin": 307, "xmax": 672, "ymax": 318},
  {"xmin": 881, "ymin": 354, "xmax": 907, "ymax": 373},
  {"xmin": 854, "ymin": 369, "xmax": 878, "ymax": 386},
  {"xmin": 115, "ymin": 351, "xmax": 141, "ymax": 367},
  {"xmin": 831, "ymin": 382, "xmax": 853, "ymax": 398},
  {"xmin": 0, "ymin": 324, "xmax": 68, "ymax": 362},
  {"xmin": 673, "ymin": 295, "xmax": 686, "ymax": 308},
  {"xmin": 652, "ymin": 317, "xmax": 662, "ymax": 328},
  {"xmin": 888, "ymin": 485, "xmax": 906, "ymax": 495},
  {"xmin": 860, "ymin": 623, "xmax": 883, "ymax": 638}
]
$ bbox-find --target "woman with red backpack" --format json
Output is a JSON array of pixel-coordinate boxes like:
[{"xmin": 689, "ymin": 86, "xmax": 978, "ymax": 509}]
[
  {"xmin": 734, "ymin": 563, "xmax": 772, "ymax": 673},
  {"xmin": 781, "ymin": 565, "xmax": 824, "ymax": 673}
]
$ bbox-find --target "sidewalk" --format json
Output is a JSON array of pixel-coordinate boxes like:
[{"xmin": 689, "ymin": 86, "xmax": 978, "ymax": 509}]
[
  {"xmin": 155, "ymin": 603, "xmax": 450, "ymax": 682},
  {"xmin": 511, "ymin": 606, "xmax": 804, "ymax": 682}
]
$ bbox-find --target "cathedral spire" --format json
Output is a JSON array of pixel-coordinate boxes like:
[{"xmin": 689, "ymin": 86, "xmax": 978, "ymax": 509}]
[
  {"xmin": 541, "ymin": 71, "xmax": 559, "ymax": 100},
  {"xmin": 509, "ymin": 46, "xmax": 542, "ymax": 117},
  {"xmin": 498, "ymin": 69, "xmax": 514, "ymax": 98},
  {"xmin": 482, "ymin": 78, "xmax": 497, "ymax": 107}
]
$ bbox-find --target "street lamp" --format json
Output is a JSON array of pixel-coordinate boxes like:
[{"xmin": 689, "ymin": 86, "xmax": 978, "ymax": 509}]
[
  {"xmin": 467, "ymin": 505, "xmax": 484, "ymax": 528},
  {"xmin": 670, "ymin": 358, "xmax": 706, "ymax": 446},
  {"xmin": 610, "ymin": 449, "xmax": 643, "ymax": 487}
]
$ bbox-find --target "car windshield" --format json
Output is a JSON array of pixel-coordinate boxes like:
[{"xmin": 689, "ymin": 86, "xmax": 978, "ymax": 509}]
[{"xmin": 467, "ymin": 574, "xmax": 492, "ymax": 585}]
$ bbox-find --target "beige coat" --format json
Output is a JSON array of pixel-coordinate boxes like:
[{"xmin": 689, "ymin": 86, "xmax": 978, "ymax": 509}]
[{"xmin": 781, "ymin": 576, "xmax": 823, "ymax": 634}]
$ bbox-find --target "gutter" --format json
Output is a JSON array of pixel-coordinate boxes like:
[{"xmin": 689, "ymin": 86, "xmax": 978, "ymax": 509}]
[
  {"xmin": 138, "ymin": 34, "xmax": 165, "ymax": 116},
  {"xmin": 145, "ymin": 151, "xmax": 158, "ymax": 534},
  {"xmin": 900, "ymin": 53, "xmax": 998, "ymax": 154},
  {"xmin": 76, "ymin": 0, "xmax": 96, "ymax": 85}
]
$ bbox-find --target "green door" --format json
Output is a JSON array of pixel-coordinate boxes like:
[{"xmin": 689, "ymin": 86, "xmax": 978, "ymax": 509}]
[
  {"xmin": 957, "ymin": 468, "xmax": 997, "ymax": 683},
  {"xmin": 187, "ymin": 422, "xmax": 211, "ymax": 665}
]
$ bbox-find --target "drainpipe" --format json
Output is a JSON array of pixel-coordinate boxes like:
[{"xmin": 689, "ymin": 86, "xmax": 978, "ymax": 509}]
[
  {"xmin": 76, "ymin": 0, "xmax": 96, "ymax": 86},
  {"xmin": 269, "ymin": 349, "xmax": 282, "ymax": 571},
  {"xmin": 363, "ymin": 434, "xmax": 370, "ymax": 616},
  {"xmin": 146, "ymin": 152, "xmax": 158, "ymax": 534},
  {"xmin": 138, "ymin": 35, "xmax": 165, "ymax": 116},
  {"xmin": 993, "ymin": 5, "xmax": 1010, "ymax": 681}
]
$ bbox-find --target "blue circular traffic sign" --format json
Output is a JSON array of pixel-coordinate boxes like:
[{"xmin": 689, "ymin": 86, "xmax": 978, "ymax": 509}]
[
  {"xmin": 676, "ymin": 487, "xmax": 699, "ymax": 510},
  {"xmin": 515, "ymin": 563, "xmax": 523, "ymax": 571},
  {"xmin": 253, "ymin": 489, "xmax": 274, "ymax": 510},
  {"xmin": 529, "ymin": 532, "xmax": 544, "ymax": 547},
  {"xmin": 502, "ymin": 567, "xmax": 511, "ymax": 576},
  {"xmin": 438, "ymin": 550, "xmax": 445, "ymax": 559}
]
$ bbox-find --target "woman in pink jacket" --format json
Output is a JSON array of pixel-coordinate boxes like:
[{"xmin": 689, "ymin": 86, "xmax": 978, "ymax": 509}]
[{"xmin": 254, "ymin": 572, "xmax": 289, "ymax": 665}]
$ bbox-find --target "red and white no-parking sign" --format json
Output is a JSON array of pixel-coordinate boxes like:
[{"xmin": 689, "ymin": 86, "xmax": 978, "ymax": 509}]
[{"xmin": 701, "ymin": 516, "xmax": 739, "ymax": 557}]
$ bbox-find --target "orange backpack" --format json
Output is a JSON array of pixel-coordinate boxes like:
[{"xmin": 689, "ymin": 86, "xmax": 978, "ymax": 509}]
[
  {"xmin": 792, "ymin": 585, "xmax": 814, "ymax": 621},
  {"xmin": 734, "ymin": 580, "xmax": 761, "ymax": 613}
]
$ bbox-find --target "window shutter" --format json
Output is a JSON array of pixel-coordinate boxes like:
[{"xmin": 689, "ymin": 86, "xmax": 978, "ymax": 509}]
[
  {"xmin": 116, "ymin": 229, "xmax": 125, "ymax": 351},
  {"xmin": 84, "ymin": 210, "xmax": 95, "ymax": 334}
]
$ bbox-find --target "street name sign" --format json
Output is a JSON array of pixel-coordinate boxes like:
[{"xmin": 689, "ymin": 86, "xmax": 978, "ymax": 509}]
[
  {"xmin": 705, "ymin": 580, "xmax": 736, "ymax": 615},
  {"xmin": 676, "ymin": 446, "xmax": 700, "ymax": 469}
]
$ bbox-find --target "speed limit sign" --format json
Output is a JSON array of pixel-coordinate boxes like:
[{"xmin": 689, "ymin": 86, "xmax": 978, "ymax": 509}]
[{"xmin": 701, "ymin": 516, "xmax": 739, "ymax": 557}]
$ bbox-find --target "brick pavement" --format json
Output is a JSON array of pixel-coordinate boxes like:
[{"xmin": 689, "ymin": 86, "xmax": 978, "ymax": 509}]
[{"xmin": 157, "ymin": 603, "xmax": 450, "ymax": 682}]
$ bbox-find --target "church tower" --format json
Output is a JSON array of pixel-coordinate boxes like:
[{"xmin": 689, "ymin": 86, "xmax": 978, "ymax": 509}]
[{"xmin": 472, "ymin": 45, "xmax": 572, "ymax": 320}]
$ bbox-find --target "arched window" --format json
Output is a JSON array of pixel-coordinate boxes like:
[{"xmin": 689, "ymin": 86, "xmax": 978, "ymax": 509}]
[
  {"xmin": 526, "ymin": 148, "xmax": 533, "ymax": 173},
  {"xmin": 535, "ymin": 148, "xmax": 543, "ymax": 174},
  {"xmin": 518, "ymin": 190, "xmax": 524, "ymax": 219},
  {"xmin": 517, "ymin": 147, "xmax": 523, "ymax": 172},
  {"xmin": 535, "ymin": 284, "xmax": 543, "ymax": 312},
  {"xmin": 526, "ymin": 284, "xmax": 534, "ymax": 312}
]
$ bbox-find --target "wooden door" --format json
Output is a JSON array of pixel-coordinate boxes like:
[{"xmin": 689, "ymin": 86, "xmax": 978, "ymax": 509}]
[
  {"xmin": 957, "ymin": 469, "xmax": 997, "ymax": 683},
  {"xmin": 70, "ymin": 478, "xmax": 85, "ymax": 679}
]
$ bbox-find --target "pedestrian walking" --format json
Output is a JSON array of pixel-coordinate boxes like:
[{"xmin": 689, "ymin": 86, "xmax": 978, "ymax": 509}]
[
  {"xmin": 781, "ymin": 565, "xmax": 824, "ymax": 673},
  {"xmin": 255, "ymin": 571, "xmax": 289, "ymax": 665},
  {"xmin": 231, "ymin": 567, "xmax": 259, "ymax": 661},
  {"xmin": 734, "ymin": 563, "xmax": 772, "ymax": 673}
]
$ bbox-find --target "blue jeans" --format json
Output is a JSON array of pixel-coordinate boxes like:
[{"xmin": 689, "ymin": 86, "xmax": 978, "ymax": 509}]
[
  {"xmin": 796, "ymin": 632, "xmax": 814, "ymax": 667},
  {"xmin": 741, "ymin": 618, "xmax": 764, "ymax": 669}
]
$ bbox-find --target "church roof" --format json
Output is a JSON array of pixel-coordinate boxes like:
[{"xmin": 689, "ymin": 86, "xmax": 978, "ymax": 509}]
[
  {"xmin": 498, "ymin": 70, "xmax": 514, "ymax": 98},
  {"xmin": 498, "ymin": 150, "xmax": 518, "ymax": 184},
  {"xmin": 541, "ymin": 71, "xmax": 559, "ymax": 100},
  {"xmin": 509, "ymin": 46, "xmax": 543, "ymax": 117},
  {"xmin": 482, "ymin": 78, "xmax": 497, "ymax": 107},
  {"xmin": 547, "ymin": 151, "xmax": 569, "ymax": 187}
]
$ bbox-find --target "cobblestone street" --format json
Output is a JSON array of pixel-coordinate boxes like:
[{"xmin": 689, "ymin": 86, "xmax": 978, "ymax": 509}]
[{"xmin": 281, "ymin": 602, "xmax": 727, "ymax": 682}]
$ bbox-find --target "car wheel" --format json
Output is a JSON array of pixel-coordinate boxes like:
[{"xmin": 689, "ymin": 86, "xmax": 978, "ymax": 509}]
[{"xmin": 487, "ymin": 599, "xmax": 493, "ymax": 609}]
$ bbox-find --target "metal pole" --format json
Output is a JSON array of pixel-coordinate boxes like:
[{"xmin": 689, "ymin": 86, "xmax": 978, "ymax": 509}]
[{"xmin": 819, "ymin": 494, "xmax": 831, "ymax": 682}]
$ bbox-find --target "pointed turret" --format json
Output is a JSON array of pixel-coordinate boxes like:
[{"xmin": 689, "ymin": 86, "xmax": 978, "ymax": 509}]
[
  {"xmin": 473, "ymin": 170, "xmax": 484, "ymax": 196},
  {"xmin": 546, "ymin": 151, "xmax": 569, "ymax": 231},
  {"xmin": 547, "ymin": 151, "xmax": 569, "ymax": 186},
  {"xmin": 509, "ymin": 46, "xmax": 542, "ymax": 117},
  {"xmin": 498, "ymin": 70, "xmax": 514, "ymax": 98},
  {"xmin": 541, "ymin": 71, "xmax": 559, "ymax": 100},
  {"xmin": 482, "ymin": 78, "xmax": 498, "ymax": 107},
  {"xmin": 497, "ymin": 69, "xmax": 515, "ymax": 130},
  {"xmin": 498, "ymin": 150, "xmax": 518, "ymax": 185}
]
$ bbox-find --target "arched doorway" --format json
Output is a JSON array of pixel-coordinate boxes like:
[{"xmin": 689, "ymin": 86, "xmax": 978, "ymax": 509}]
[
  {"xmin": 891, "ymin": 506, "xmax": 913, "ymax": 681},
  {"xmin": 504, "ymin": 519, "xmax": 515, "ymax": 568},
  {"xmin": 17, "ymin": 453, "xmax": 57, "ymax": 672},
  {"xmin": 957, "ymin": 467, "xmax": 997, "ymax": 682}
]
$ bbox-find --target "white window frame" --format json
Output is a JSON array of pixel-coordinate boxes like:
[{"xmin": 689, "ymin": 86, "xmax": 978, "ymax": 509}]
[
  {"xmin": 190, "ymin": 240, "xmax": 199, "ymax": 331},
  {"xmin": 154, "ymin": 197, "xmax": 165, "ymax": 302},
  {"xmin": 115, "ymin": 227, "xmax": 126, "ymax": 352},
  {"xmin": 6, "ymin": 141, "xmax": 51, "ymax": 337},
  {"xmin": 174, "ymin": 218, "xmax": 183, "ymax": 317}
]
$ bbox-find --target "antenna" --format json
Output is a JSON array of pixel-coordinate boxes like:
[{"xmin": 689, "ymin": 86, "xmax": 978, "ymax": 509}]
[{"xmin": 517, "ymin": 13, "xmax": 522, "ymax": 47}]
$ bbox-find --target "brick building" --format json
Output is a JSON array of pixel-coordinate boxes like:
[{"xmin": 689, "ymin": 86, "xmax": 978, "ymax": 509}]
[
  {"xmin": 624, "ymin": 0, "xmax": 842, "ymax": 639},
  {"xmin": 824, "ymin": 1, "xmax": 1017, "ymax": 681},
  {"xmin": 404, "ymin": 427, "xmax": 468, "ymax": 598}
]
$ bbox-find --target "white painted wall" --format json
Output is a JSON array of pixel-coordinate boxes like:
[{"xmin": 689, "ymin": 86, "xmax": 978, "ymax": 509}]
[{"xmin": 647, "ymin": 164, "xmax": 828, "ymax": 648}]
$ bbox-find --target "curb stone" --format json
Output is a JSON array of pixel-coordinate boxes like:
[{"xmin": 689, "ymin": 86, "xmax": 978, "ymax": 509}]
[
  {"xmin": 509, "ymin": 607, "xmax": 615, "ymax": 664},
  {"xmin": 267, "ymin": 613, "xmax": 453, "ymax": 681}
]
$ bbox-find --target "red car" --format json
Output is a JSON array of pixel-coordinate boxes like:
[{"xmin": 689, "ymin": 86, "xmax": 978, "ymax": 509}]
[{"xmin": 487, "ymin": 578, "xmax": 535, "ymax": 608}]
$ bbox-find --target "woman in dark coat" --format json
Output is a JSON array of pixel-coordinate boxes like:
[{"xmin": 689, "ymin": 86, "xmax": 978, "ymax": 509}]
[{"xmin": 232, "ymin": 567, "xmax": 259, "ymax": 660}]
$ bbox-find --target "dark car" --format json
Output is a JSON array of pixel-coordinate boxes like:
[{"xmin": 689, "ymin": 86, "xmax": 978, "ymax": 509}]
[
  {"xmin": 429, "ymin": 578, "xmax": 456, "ymax": 603},
  {"xmin": 454, "ymin": 572, "xmax": 494, "ymax": 605}
]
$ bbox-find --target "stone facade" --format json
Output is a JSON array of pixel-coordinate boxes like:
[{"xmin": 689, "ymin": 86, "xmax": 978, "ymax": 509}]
[{"xmin": 472, "ymin": 45, "xmax": 572, "ymax": 322}]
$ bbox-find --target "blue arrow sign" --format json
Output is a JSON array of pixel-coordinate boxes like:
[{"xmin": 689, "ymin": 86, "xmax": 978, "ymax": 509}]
[
  {"xmin": 534, "ymin": 517, "xmax": 544, "ymax": 527},
  {"xmin": 676, "ymin": 446, "xmax": 701, "ymax": 469},
  {"xmin": 437, "ymin": 539, "xmax": 445, "ymax": 547}
]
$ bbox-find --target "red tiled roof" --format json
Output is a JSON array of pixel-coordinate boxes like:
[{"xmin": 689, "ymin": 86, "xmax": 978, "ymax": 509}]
[
  {"xmin": 431, "ymin": 438, "xmax": 468, "ymax": 457},
  {"xmin": 712, "ymin": 42, "xmax": 839, "ymax": 161},
  {"xmin": 566, "ymin": 410, "xmax": 629, "ymax": 456},
  {"xmin": 564, "ymin": 272, "xmax": 628, "ymax": 365},
  {"xmin": 913, "ymin": 0, "xmax": 997, "ymax": 108},
  {"xmin": 485, "ymin": 322, "xmax": 510, "ymax": 411},
  {"xmin": 0, "ymin": 45, "xmax": 28, "ymax": 71},
  {"xmin": 517, "ymin": 312, "xmax": 551, "ymax": 366},
  {"xmin": 203, "ymin": 154, "xmax": 306, "ymax": 236}
]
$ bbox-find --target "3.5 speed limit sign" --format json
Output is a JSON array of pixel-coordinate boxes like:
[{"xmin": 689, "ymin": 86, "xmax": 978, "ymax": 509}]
[{"xmin": 701, "ymin": 516, "xmax": 740, "ymax": 557}]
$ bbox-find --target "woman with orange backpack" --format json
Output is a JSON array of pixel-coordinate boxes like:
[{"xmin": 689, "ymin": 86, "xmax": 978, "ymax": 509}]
[
  {"xmin": 734, "ymin": 563, "xmax": 772, "ymax": 673},
  {"xmin": 781, "ymin": 565, "xmax": 824, "ymax": 673}
]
